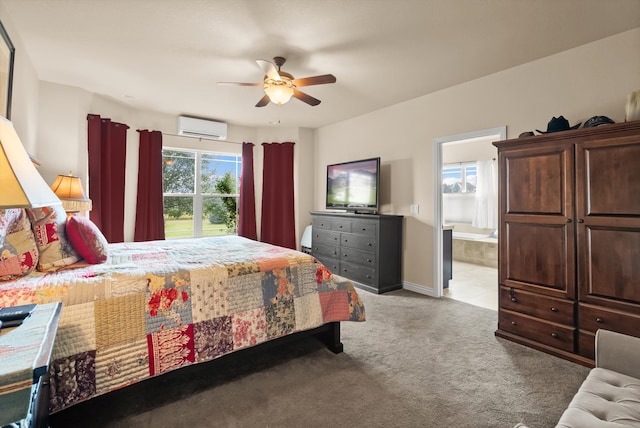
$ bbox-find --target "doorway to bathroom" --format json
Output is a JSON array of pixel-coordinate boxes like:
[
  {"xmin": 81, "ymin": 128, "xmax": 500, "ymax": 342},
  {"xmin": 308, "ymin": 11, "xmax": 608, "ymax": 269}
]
[{"xmin": 433, "ymin": 127, "xmax": 505, "ymax": 310}]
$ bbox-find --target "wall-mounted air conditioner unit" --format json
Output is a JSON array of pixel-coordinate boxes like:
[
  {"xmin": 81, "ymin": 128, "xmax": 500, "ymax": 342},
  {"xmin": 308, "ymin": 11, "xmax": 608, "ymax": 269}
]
[{"xmin": 177, "ymin": 116, "xmax": 228, "ymax": 140}]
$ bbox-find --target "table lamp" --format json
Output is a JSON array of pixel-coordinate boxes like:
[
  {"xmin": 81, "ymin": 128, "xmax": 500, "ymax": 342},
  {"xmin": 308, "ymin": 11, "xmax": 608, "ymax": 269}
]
[{"xmin": 50, "ymin": 173, "xmax": 92, "ymax": 214}]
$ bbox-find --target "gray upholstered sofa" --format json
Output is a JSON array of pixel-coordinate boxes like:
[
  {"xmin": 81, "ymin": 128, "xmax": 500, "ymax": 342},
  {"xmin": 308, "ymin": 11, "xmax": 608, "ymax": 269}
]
[
  {"xmin": 556, "ymin": 329, "xmax": 640, "ymax": 427},
  {"xmin": 515, "ymin": 330, "xmax": 640, "ymax": 428}
]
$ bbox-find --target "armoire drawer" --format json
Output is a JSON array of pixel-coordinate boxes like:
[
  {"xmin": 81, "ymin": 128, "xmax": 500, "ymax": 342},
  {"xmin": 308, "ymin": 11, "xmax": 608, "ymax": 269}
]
[
  {"xmin": 579, "ymin": 303, "xmax": 640, "ymax": 337},
  {"xmin": 578, "ymin": 330, "xmax": 596, "ymax": 360},
  {"xmin": 499, "ymin": 309, "xmax": 575, "ymax": 353},
  {"xmin": 499, "ymin": 286, "xmax": 574, "ymax": 325}
]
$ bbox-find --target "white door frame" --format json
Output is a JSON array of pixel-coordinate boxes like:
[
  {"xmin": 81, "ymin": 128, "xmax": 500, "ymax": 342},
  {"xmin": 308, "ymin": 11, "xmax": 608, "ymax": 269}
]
[{"xmin": 432, "ymin": 126, "xmax": 506, "ymax": 297}]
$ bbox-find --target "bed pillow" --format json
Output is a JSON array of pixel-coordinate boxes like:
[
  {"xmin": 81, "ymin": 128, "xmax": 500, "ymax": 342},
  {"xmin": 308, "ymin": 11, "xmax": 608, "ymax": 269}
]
[
  {"xmin": 66, "ymin": 215, "xmax": 108, "ymax": 264},
  {"xmin": 27, "ymin": 205, "xmax": 80, "ymax": 271},
  {"xmin": 0, "ymin": 209, "xmax": 39, "ymax": 281}
]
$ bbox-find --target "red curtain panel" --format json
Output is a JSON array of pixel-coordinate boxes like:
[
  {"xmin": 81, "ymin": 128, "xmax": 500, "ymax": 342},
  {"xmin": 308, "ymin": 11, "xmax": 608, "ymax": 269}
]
[
  {"xmin": 238, "ymin": 142, "xmax": 257, "ymax": 240},
  {"xmin": 87, "ymin": 114, "xmax": 129, "ymax": 243},
  {"xmin": 260, "ymin": 142, "xmax": 296, "ymax": 249},
  {"xmin": 134, "ymin": 130, "xmax": 165, "ymax": 242}
]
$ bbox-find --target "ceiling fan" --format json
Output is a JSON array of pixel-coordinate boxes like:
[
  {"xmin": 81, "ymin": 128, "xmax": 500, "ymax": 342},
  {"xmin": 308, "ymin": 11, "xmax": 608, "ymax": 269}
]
[{"xmin": 218, "ymin": 56, "xmax": 336, "ymax": 107}]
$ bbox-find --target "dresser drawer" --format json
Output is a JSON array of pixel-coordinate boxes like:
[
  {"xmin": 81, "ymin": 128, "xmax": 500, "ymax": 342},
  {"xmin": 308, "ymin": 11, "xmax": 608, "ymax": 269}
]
[
  {"xmin": 312, "ymin": 218, "xmax": 332, "ymax": 230},
  {"xmin": 351, "ymin": 220, "xmax": 377, "ymax": 237},
  {"xmin": 312, "ymin": 243, "xmax": 339, "ymax": 259},
  {"xmin": 340, "ymin": 261, "xmax": 376, "ymax": 286},
  {"xmin": 313, "ymin": 229, "xmax": 340, "ymax": 245},
  {"xmin": 330, "ymin": 219, "xmax": 352, "ymax": 233},
  {"xmin": 315, "ymin": 254, "xmax": 340, "ymax": 273},
  {"xmin": 579, "ymin": 303, "xmax": 640, "ymax": 337},
  {"xmin": 499, "ymin": 286, "xmax": 574, "ymax": 325},
  {"xmin": 341, "ymin": 247, "xmax": 375, "ymax": 267},
  {"xmin": 341, "ymin": 232, "xmax": 376, "ymax": 250},
  {"xmin": 499, "ymin": 309, "xmax": 575, "ymax": 353}
]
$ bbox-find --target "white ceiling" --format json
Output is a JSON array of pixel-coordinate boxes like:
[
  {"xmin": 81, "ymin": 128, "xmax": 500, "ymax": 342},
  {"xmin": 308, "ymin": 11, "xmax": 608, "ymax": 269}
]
[{"xmin": 3, "ymin": 0, "xmax": 640, "ymax": 129}]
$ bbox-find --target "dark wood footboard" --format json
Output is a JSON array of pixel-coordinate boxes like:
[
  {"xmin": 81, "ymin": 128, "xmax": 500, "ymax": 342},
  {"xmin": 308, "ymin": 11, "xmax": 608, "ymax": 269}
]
[
  {"xmin": 50, "ymin": 321, "xmax": 345, "ymax": 426},
  {"xmin": 314, "ymin": 322, "xmax": 344, "ymax": 353}
]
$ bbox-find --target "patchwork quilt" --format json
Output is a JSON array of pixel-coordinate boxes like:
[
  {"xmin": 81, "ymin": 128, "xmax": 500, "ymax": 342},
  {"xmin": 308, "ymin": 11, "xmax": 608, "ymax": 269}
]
[{"xmin": 0, "ymin": 236, "xmax": 366, "ymax": 413}]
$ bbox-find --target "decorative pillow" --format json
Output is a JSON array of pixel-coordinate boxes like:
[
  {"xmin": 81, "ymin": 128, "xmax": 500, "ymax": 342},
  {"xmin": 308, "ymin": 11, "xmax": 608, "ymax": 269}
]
[
  {"xmin": 0, "ymin": 209, "xmax": 39, "ymax": 281},
  {"xmin": 65, "ymin": 215, "xmax": 108, "ymax": 264},
  {"xmin": 27, "ymin": 205, "xmax": 80, "ymax": 271}
]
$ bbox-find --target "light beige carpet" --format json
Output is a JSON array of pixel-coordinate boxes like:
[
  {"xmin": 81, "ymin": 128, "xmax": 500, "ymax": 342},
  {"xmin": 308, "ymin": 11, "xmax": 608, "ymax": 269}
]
[{"xmin": 51, "ymin": 289, "xmax": 588, "ymax": 428}]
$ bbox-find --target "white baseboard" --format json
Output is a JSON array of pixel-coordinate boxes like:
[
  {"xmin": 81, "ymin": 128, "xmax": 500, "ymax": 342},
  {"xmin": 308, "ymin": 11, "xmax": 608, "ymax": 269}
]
[{"xmin": 402, "ymin": 281, "xmax": 439, "ymax": 297}]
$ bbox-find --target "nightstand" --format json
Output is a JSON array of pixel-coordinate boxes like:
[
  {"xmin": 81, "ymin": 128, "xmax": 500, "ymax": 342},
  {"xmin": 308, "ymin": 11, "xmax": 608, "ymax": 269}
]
[{"xmin": 0, "ymin": 302, "xmax": 62, "ymax": 428}]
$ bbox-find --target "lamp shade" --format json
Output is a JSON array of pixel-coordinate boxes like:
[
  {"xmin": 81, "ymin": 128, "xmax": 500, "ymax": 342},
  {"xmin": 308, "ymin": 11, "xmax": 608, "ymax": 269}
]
[
  {"xmin": 0, "ymin": 116, "xmax": 62, "ymax": 209},
  {"xmin": 50, "ymin": 173, "xmax": 92, "ymax": 213}
]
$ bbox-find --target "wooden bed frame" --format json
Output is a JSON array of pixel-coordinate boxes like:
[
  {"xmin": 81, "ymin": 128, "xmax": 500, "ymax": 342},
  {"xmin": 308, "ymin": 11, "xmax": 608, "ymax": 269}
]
[{"xmin": 49, "ymin": 321, "xmax": 343, "ymax": 426}]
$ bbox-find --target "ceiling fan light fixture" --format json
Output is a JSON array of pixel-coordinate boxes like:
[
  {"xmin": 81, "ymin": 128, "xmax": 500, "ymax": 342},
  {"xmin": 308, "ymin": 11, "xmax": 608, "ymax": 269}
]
[{"xmin": 264, "ymin": 80, "xmax": 295, "ymax": 105}]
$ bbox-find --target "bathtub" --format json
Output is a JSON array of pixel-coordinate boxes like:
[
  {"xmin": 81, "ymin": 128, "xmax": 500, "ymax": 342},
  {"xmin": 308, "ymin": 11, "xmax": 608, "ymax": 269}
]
[
  {"xmin": 452, "ymin": 231, "xmax": 493, "ymax": 241},
  {"xmin": 452, "ymin": 232, "xmax": 497, "ymax": 267}
]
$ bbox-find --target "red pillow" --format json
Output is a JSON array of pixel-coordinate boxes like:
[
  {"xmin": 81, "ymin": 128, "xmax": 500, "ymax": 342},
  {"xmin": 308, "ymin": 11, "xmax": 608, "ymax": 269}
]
[{"xmin": 66, "ymin": 216, "xmax": 108, "ymax": 264}]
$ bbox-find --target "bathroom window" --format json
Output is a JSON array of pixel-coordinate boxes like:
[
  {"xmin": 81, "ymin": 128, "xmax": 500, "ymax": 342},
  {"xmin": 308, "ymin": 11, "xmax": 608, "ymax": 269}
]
[{"xmin": 442, "ymin": 163, "xmax": 477, "ymax": 193}]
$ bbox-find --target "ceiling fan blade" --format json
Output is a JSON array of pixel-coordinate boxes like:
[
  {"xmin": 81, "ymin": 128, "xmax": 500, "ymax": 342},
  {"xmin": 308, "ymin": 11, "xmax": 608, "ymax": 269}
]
[
  {"xmin": 217, "ymin": 82, "xmax": 263, "ymax": 87},
  {"xmin": 293, "ymin": 89, "xmax": 321, "ymax": 106},
  {"xmin": 292, "ymin": 74, "xmax": 336, "ymax": 87},
  {"xmin": 256, "ymin": 59, "xmax": 281, "ymax": 81},
  {"xmin": 255, "ymin": 94, "xmax": 270, "ymax": 107}
]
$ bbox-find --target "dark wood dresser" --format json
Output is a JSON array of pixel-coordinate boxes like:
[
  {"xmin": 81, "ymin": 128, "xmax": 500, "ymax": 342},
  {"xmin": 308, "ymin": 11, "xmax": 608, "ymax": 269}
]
[
  {"xmin": 310, "ymin": 211, "xmax": 403, "ymax": 294},
  {"xmin": 494, "ymin": 120, "xmax": 640, "ymax": 366}
]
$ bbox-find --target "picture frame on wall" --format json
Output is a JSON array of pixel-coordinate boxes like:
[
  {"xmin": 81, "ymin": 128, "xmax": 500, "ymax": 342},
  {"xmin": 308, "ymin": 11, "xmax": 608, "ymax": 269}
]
[{"xmin": 0, "ymin": 19, "xmax": 15, "ymax": 119}]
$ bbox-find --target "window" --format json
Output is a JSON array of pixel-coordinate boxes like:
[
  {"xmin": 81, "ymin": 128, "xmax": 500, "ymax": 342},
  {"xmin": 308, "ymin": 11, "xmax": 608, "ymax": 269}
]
[
  {"xmin": 162, "ymin": 148, "xmax": 241, "ymax": 239},
  {"xmin": 442, "ymin": 163, "xmax": 477, "ymax": 193}
]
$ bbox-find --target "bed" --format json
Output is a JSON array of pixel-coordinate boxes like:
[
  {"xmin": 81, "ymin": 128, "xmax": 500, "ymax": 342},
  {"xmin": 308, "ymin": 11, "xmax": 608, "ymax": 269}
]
[{"xmin": 0, "ymin": 218, "xmax": 366, "ymax": 414}]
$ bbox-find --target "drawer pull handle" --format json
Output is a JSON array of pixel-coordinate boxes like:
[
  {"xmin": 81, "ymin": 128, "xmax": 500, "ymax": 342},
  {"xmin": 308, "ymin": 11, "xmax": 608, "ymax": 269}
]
[
  {"xmin": 361, "ymin": 228, "xmax": 367, "ymax": 231},
  {"xmin": 596, "ymin": 317, "xmax": 604, "ymax": 323},
  {"xmin": 366, "ymin": 259, "xmax": 372, "ymax": 263},
  {"xmin": 511, "ymin": 321, "xmax": 517, "ymax": 326},
  {"xmin": 550, "ymin": 307, "xmax": 558, "ymax": 312},
  {"xmin": 566, "ymin": 218, "xmax": 572, "ymax": 223},
  {"xmin": 551, "ymin": 333, "xmax": 558, "ymax": 338},
  {"xmin": 578, "ymin": 219, "xmax": 584, "ymax": 223},
  {"xmin": 368, "ymin": 243, "xmax": 372, "ymax": 247},
  {"xmin": 511, "ymin": 298, "xmax": 518, "ymax": 303}
]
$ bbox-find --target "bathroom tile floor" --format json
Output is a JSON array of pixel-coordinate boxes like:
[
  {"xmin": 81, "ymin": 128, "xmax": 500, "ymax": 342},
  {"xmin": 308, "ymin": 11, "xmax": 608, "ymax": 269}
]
[{"xmin": 444, "ymin": 261, "xmax": 498, "ymax": 311}]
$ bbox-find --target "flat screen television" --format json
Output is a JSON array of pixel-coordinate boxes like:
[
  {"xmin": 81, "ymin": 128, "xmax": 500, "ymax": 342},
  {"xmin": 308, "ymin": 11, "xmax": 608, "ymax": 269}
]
[{"xmin": 326, "ymin": 157, "xmax": 380, "ymax": 213}]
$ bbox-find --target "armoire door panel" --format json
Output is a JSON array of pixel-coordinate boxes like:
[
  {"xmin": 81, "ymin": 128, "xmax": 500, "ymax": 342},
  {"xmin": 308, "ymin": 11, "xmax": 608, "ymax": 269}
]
[
  {"xmin": 503, "ymin": 222, "xmax": 573, "ymax": 293},
  {"xmin": 581, "ymin": 227, "xmax": 640, "ymax": 303},
  {"xmin": 504, "ymin": 149, "xmax": 570, "ymax": 215},
  {"xmin": 580, "ymin": 141, "xmax": 640, "ymax": 216}
]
